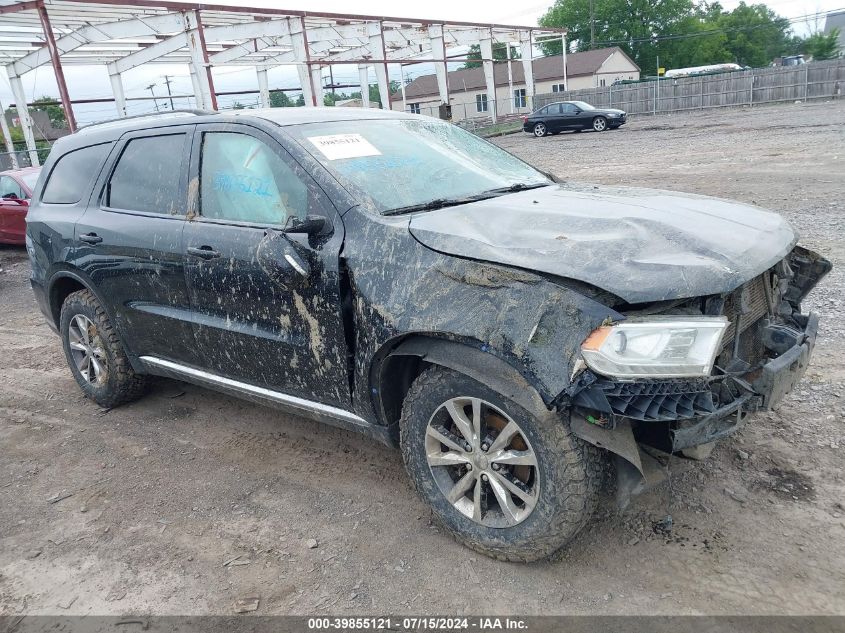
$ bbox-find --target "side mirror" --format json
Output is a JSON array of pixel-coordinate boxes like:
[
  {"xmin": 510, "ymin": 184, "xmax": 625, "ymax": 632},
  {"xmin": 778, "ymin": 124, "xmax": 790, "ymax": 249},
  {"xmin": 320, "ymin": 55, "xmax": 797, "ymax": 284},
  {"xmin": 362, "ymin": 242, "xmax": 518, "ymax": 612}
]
[{"xmin": 284, "ymin": 214, "xmax": 328, "ymax": 236}]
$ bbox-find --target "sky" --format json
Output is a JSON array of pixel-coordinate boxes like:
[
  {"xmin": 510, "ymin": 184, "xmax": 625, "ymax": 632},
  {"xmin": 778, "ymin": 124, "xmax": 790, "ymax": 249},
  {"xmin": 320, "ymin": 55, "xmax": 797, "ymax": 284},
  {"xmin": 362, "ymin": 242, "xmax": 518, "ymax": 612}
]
[{"xmin": 1, "ymin": 0, "xmax": 842, "ymax": 125}]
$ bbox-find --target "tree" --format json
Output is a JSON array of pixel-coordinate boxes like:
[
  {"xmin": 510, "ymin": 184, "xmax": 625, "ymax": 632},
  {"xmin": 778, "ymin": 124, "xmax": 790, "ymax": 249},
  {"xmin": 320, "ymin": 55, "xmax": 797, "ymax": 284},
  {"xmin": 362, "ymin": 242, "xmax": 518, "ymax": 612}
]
[
  {"xmin": 323, "ymin": 91, "xmax": 351, "ymax": 106},
  {"xmin": 714, "ymin": 2, "xmax": 795, "ymax": 67},
  {"xmin": 31, "ymin": 96, "xmax": 67, "ymax": 129},
  {"xmin": 802, "ymin": 28, "xmax": 841, "ymax": 61},
  {"xmin": 539, "ymin": 0, "xmax": 697, "ymax": 73},
  {"xmin": 232, "ymin": 101, "xmax": 246, "ymax": 110},
  {"xmin": 461, "ymin": 43, "xmax": 520, "ymax": 69},
  {"xmin": 295, "ymin": 94, "xmax": 305, "ymax": 107},
  {"xmin": 349, "ymin": 80, "xmax": 401, "ymax": 107},
  {"xmin": 270, "ymin": 90, "xmax": 294, "ymax": 107},
  {"xmin": 538, "ymin": 0, "xmax": 800, "ymax": 72}
]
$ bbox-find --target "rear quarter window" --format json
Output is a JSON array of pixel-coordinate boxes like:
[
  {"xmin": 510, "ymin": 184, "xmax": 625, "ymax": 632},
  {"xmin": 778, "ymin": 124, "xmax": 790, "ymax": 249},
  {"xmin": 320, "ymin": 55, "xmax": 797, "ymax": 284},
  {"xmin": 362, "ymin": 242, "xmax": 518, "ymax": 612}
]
[{"xmin": 41, "ymin": 143, "xmax": 110, "ymax": 204}]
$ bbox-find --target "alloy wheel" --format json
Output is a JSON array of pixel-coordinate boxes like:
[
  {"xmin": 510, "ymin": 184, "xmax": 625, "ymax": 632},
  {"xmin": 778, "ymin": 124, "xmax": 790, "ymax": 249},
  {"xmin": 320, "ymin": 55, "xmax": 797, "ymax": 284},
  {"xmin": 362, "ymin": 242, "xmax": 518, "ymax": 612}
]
[
  {"xmin": 593, "ymin": 117, "xmax": 607, "ymax": 132},
  {"xmin": 425, "ymin": 397, "xmax": 539, "ymax": 528},
  {"xmin": 533, "ymin": 123, "xmax": 546, "ymax": 137},
  {"xmin": 67, "ymin": 314, "xmax": 108, "ymax": 385}
]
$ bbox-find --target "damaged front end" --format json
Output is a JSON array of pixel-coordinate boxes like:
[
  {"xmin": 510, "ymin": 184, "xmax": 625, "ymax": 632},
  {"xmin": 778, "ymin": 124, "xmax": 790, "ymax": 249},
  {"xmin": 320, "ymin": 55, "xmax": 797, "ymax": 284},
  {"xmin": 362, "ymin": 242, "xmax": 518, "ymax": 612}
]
[{"xmin": 564, "ymin": 246, "xmax": 831, "ymax": 504}]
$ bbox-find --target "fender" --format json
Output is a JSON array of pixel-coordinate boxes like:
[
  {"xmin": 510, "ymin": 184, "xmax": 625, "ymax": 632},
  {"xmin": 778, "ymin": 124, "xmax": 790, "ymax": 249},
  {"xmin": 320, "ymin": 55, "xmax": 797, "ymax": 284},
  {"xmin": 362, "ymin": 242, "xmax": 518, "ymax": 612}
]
[
  {"xmin": 46, "ymin": 268, "xmax": 145, "ymax": 373},
  {"xmin": 388, "ymin": 337, "xmax": 548, "ymax": 418}
]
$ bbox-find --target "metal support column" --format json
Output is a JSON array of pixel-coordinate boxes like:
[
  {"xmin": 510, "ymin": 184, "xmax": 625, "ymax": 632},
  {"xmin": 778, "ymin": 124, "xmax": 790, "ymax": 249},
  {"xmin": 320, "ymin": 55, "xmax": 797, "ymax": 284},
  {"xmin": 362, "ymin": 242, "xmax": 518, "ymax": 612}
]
[
  {"xmin": 107, "ymin": 65, "xmax": 127, "ymax": 116},
  {"xmin": 428, "ymin": 24, "xmax": 450, "ymax": 107},
  {"xmin": 256, "ymin": 67, "xmax": 270, "ymax": 107},
  {"xmin": 358, "ymin": 64, "xmax": 370, "ymax": 108},
  {"xmin": 36, "ymin": 3, "xmax": 76, "ymax": 132},
  {"xmin": 7, "ymin": 73, "xmax": 39, "ymax": 166},
  {"xmin": 189, "ymin": 68, "xmax": 204, "ymax": 109},
  {"xmin": 368, "ymin": 22, "xmax": 390, "ymax": 109},
  {"xmin": 291, "ymin": 17, "xmax": 316, "ymax": 106},
  {"xmin": 480, "ymin": 30, "xmax": 497, "ymax": 123},
  {"xmin": 185, "ymin": 11, "xmax": 217, "ymax": 111},
  {"xmin": 519, "ymin": 30, "xmax": 535, "ymax": 110},
  {"xmin": 0, "ymin": 100, "xmax": 18, "ymax": 169}
]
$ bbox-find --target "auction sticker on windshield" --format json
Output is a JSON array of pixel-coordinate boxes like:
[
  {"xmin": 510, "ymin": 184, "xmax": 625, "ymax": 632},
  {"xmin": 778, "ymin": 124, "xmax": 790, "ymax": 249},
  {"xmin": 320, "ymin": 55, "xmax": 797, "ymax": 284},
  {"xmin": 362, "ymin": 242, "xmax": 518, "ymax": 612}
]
[{"xmin": 307, "ymin": 134, "xmax": 381, "ymax": 160}]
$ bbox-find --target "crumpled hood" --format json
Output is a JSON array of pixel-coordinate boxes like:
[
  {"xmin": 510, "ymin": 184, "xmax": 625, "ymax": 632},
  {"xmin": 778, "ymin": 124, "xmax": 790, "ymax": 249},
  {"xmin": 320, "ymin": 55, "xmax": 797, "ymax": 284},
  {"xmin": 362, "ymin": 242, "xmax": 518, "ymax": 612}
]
[{"xmin": 408, "ymin": 183, "xmax": 797, "ymax": 303}]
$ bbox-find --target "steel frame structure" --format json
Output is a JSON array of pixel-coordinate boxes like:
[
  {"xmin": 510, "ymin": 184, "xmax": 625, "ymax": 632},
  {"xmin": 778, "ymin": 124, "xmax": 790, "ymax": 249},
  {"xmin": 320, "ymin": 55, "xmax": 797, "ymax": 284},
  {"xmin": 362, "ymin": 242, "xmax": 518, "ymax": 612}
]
[{"xmin": 0, "ymin": 0, "xmax": 566, "ymax": 166}]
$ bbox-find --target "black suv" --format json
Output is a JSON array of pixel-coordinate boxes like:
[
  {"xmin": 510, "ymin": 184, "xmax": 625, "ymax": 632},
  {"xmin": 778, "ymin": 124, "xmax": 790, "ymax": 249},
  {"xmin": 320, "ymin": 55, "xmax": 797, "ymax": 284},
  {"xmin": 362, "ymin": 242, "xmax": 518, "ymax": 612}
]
[{"xmin": 26, "ymin": 108, "xmax": 829, "ymax": 562}]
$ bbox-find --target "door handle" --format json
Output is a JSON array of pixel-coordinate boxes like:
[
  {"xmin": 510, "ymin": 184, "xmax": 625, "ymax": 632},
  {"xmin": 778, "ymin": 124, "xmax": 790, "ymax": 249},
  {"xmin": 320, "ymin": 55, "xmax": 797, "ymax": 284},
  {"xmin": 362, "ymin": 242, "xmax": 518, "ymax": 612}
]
[
  {"xmin": 79, "ymin": 233, "xmax": 103, "ymax": 244},
  {"xmin": 187, "ymin": 245, "xmax": 220, "ymax": 260}
]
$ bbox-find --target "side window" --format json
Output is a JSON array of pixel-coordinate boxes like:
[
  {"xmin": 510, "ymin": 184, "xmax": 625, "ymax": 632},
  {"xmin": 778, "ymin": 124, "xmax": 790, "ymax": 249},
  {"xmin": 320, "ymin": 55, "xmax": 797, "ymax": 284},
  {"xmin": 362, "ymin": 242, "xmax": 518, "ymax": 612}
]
[
  {"xmin": 107, "ymin": 134, "xmax": 185, "ymax": 214},
  {"xmin": 561, "ymin": 104, "xmax": 576, "ymax": 114},
  {"xmin": 42, "ymin": 143, "xmax": 109, "ymax": 204},
  {"xmin": 0, "ymin": 176, "xmax": 23, "ymax": 199},
  {"xmin": 199, "ymin": 132, "xmax": 308, "ymax": 226}
]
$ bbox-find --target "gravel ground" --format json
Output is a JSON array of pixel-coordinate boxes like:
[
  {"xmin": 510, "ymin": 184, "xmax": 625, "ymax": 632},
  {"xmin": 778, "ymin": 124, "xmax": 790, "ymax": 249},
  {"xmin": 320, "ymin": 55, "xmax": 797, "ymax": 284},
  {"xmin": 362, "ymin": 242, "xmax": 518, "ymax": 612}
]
[{"xmin": 1, "ymin": 100, "xmax": 844, "ymax": 617}]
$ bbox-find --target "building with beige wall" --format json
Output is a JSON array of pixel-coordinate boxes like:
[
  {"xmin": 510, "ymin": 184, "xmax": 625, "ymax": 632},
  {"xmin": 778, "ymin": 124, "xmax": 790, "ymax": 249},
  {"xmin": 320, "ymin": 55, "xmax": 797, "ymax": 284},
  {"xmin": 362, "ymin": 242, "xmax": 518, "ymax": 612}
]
[{"xmin": 393, "ymin": 47, "xmax": 640, "ymax": 121}]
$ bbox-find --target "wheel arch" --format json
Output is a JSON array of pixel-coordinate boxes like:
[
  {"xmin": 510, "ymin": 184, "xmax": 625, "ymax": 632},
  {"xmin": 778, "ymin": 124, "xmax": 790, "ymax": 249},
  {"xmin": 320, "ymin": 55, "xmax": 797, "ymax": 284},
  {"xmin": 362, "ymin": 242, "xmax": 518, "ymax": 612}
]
[
  {"xmin": 46, "ymin": 268, "xmax": 142, "ymax": 372},
  {"xmin": 370, "ymin": 334, "xmax": 549, "ymax": 428}
]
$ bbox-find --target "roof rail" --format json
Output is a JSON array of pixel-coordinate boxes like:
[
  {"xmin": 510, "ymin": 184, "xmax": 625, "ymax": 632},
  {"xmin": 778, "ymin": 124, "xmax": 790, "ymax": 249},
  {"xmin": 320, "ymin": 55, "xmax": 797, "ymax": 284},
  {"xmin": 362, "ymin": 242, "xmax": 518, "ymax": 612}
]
[{"xmin": 77, "ymin": 109, "xmax": 217, "ymax": 132}]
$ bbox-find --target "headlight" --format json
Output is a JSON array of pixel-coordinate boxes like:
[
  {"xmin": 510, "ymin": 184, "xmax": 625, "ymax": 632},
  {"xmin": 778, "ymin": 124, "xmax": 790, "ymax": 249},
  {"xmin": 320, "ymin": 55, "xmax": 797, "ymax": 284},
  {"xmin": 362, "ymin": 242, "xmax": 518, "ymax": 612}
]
[{"xmin": 580, "ymin": 317, "xmax": 728, "ymax": 379}]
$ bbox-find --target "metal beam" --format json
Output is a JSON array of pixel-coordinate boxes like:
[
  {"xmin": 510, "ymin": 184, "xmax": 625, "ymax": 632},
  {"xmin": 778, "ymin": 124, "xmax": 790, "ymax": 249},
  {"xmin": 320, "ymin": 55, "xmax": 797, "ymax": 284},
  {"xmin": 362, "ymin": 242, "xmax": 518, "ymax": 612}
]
[
  {"xmin": 358, "ymin": 64, "xmax": 370, "ymax": 108},
  {"xmin": 480, "ymin": 30, "xmax": 497, "ymax": 124},
  {"xmin": 6, "ymin": 73, "xmax": 39, "ymax": 166},
  {"xmin": 11, "ymin": 12, "xmax": 185, "ymax": 76},
  {"xmin": 109, "ymin": 32, "xmax": 187, "ymax": 74},
  {"xmin": 520, "ymin": 30, "xmax": 535, "ymax": 108},
  {"xmin": 0, "ymin": 100, "xmax": 18, "ymax": 169},
  {"xmin": 256, "ymin": 66, "xmax": 270, "ymax": 107},
  {"xmin": 36, "ymin": 3, "xmax": 76, "ymax": 131},
  {"xmin": 368, "ymin": 22, "xmax": 390, "ymax": 110},
  {"xmin": 428, "ymin": 24, "xmax": 449, "ymax": 106},
  {"xmin": 185, "ymin": 11, "xmax": 215, "ymax": 110},
  {"xmin": 107, "ymin": 67, "xmax": 127, "ymax": 115}
]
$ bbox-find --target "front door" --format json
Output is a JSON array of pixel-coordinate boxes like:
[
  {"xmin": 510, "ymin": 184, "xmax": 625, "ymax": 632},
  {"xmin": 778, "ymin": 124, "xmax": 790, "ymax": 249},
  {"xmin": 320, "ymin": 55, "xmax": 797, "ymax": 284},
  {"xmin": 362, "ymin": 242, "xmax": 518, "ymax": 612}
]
[
  {"xmin": 183, "ymin": 124, "xmax": 350, "ymax": 407},
  {"xmin": 75, "ymin": 127, "xmax": 197, "ymax": 364},
  {"xmin": 0, "ymin": 175, "xmax": 28, "ymax": 243}
]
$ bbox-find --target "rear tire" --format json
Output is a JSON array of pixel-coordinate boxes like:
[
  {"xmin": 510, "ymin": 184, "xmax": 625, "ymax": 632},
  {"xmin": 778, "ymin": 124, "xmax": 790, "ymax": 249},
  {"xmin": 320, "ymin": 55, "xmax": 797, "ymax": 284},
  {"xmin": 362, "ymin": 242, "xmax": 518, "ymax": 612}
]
[
  {"xmin": 60, "ymin": 289, "xmax": 149, "ymax": 408},
  {"xmin": 400, "ymin": 366, "xmax": 604, "ymax": 562},
  {"xmin": 533, "ymin": 122, "xmax": 547, "ymax": 137}
]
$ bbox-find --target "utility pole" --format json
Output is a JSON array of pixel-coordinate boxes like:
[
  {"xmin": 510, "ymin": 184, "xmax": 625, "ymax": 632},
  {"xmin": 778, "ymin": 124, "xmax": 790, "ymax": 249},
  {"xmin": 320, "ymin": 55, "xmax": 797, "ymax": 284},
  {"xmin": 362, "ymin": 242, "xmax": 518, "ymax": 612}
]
[
  {"xmin": 162, "ymin": 75, "xmax": 175, "ymax": 110},
  {"xmin": 146, "ymin": 83, "xmax": 160, "ymax": 112},
  {"xmin": 589, "ymin": 0, "xmax": 595, "ymax": 50}
]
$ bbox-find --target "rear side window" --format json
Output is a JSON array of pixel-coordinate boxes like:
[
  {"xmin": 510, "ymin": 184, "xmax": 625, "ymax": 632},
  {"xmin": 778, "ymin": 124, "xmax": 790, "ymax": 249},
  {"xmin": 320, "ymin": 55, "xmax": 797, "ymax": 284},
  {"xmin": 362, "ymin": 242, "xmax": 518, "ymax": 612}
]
[
  {"xmin": 107, "ymin": 134, "xmax": 185, "ymax": 214},
  {"xmin": 0, "ymin": 175, "xmax": 23, "ymax": 199},
  {"xmin": 41, "ymin": 143, "xmax": 109, "ymax": 204}
]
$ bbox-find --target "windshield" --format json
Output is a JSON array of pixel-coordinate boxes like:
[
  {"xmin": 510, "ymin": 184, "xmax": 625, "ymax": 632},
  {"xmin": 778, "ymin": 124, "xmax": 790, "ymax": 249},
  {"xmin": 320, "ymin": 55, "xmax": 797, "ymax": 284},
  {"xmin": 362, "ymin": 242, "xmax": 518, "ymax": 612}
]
[
  {"xmin": 287, "ymin": 118, "xmax": 549, "ymax": 214},
  {"xmin": 21, "ymin": 171, "xmax": 39, "ymax": 190},
  {"xmin": 571, "ymin": 101, "xmax": 595, "ymax": 110}
]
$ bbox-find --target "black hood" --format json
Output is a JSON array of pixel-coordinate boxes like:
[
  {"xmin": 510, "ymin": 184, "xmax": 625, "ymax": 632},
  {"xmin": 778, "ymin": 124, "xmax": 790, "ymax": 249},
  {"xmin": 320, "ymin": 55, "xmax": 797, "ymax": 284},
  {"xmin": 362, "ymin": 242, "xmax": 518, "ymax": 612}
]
[{"xmin": 408, "ymin": 183, "xmax": 796, "ymax": 303}]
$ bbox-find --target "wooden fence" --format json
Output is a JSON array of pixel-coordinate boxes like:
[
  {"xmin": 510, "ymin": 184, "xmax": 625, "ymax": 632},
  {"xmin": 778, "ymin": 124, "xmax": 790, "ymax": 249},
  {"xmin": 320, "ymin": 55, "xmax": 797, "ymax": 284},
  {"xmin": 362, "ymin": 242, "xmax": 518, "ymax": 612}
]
[{"xmin": 534, "ymin": 59, "xmax": 845, "ymax": 116}]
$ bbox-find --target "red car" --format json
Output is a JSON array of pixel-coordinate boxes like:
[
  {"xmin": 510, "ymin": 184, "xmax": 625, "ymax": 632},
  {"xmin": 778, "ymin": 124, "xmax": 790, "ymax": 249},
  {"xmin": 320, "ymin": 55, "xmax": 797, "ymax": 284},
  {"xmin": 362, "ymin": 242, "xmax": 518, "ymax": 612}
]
[{"xmin": 0, "ymin": 166, "xmax": 40, "ymax": 245}]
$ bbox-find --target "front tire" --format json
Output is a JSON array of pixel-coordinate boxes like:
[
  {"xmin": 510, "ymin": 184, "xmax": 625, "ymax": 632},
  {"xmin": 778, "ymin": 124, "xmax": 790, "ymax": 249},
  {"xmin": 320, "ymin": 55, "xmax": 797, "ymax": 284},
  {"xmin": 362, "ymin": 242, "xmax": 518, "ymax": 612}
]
[
  {"xmin": 60, "ymin": 289, "xmax": 149, "ymax": 408},
  {"xmin": 592, "ymin": 116, "xmax": 608, "ymax": 132},
  {"xmin": 533, "ymin": 122, "xmax": 547, "ymax": 137},
  {"xmin": 400, "ymin": 367, "xmax": 604, "ymax": 562}
]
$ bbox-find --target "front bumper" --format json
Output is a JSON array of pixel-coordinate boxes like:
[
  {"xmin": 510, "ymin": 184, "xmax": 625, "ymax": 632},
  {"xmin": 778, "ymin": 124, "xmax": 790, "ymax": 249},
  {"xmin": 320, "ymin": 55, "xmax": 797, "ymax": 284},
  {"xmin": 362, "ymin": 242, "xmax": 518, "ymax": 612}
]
[{"xmin": 571, "ymin": 311, "xmax": 819, "ymax": 452}]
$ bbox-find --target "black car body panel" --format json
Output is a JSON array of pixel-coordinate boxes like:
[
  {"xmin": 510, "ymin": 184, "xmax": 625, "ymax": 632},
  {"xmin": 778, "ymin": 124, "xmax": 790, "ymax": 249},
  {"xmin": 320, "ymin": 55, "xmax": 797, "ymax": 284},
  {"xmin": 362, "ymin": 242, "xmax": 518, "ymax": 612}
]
[
  {"xmin": 408, "ymin": 182, "xmax": 797, "ymax": 303},
  {"xmin": 26, "ymin": 109, "xmax": 829, "ymax": 476}
]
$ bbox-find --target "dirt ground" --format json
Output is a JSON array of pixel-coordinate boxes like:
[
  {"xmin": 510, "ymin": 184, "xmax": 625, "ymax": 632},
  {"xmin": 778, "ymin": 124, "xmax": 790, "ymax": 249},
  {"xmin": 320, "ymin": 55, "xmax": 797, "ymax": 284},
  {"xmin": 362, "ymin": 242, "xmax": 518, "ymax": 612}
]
[{"xmin": 1, "ymin": 101, "xmax": 844, "ymax": 617}]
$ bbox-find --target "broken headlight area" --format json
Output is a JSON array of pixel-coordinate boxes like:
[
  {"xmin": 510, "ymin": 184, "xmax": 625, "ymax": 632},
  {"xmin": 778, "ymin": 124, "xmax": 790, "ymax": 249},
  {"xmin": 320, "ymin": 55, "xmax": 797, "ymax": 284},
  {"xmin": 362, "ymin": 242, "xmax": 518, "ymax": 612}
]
[{"xmin": 567, "ymin": 245, "xmax": 830, "ymax": 454}]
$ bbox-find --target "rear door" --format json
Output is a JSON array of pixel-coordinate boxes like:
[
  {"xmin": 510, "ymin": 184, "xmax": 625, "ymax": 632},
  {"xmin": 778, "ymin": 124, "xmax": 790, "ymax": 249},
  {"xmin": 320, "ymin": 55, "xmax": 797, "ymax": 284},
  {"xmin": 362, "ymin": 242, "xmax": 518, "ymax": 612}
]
[
  {"xmin": 75, "ymin": 126, "xmax": 197, "ymax": 363},
  {"xmin": 0, "ymin": 175, "xmax": 27, "ymax": 243},
  {"xmin": 183, "ymin": 123, "xmax": 350, "ymax": 406}
]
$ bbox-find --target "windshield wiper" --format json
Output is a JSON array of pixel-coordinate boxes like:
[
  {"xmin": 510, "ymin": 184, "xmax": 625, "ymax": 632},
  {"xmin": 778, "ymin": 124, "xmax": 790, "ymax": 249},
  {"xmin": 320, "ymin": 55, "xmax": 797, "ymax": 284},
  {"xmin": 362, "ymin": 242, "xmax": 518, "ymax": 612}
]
[
  {"xmin": 382, "ymin": 183, "xmax": 551, "ymax": 216},
  {"xmin": 382, "ymin": 197, "xmax": 479, "ymax": 216},
  {"xmin": 484, "ymin": 182, "xmax": 552, "ymax": 194}
]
